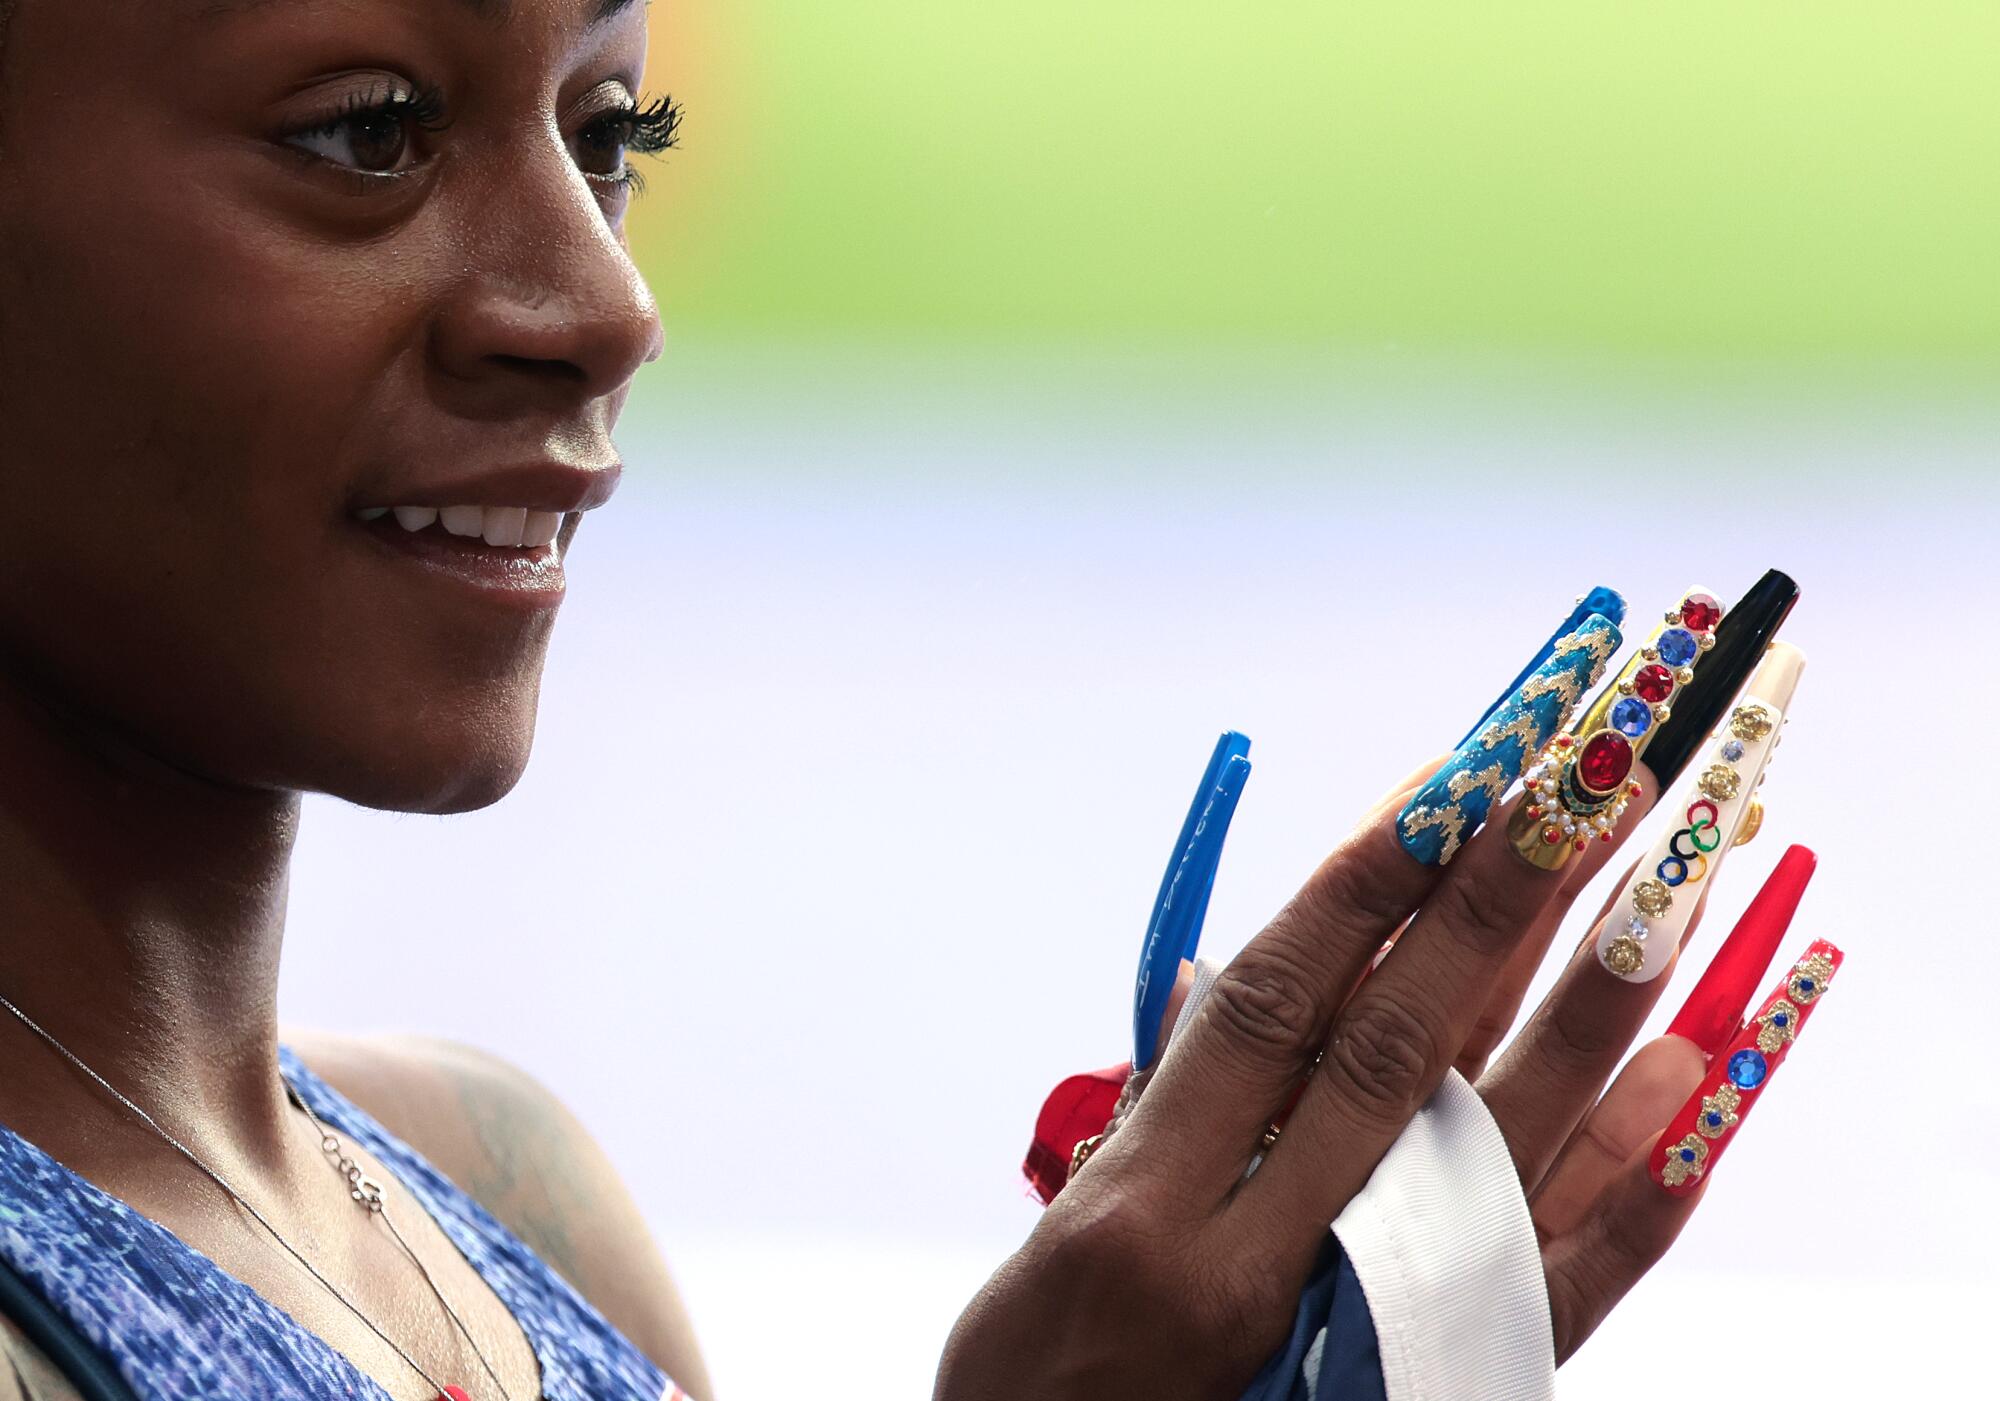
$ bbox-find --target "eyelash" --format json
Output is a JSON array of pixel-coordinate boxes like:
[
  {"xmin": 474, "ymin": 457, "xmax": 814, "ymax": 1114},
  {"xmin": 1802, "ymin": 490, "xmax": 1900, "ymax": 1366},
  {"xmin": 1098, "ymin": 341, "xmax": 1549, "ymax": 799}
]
[
  {"xmin": 285, "ymin": 84, "xmax": 684, "ymax": 198},
  {"xmin": 585, "ymin": 93, "xmax": 686, "ymax": 197}
]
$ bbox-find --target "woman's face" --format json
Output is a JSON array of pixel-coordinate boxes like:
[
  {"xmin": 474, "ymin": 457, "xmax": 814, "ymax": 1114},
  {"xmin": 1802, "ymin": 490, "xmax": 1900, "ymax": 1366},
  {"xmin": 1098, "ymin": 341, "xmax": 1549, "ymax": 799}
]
[{"xmin": 0, "ymin": 0, "xmax": 664, "ymax": 813}]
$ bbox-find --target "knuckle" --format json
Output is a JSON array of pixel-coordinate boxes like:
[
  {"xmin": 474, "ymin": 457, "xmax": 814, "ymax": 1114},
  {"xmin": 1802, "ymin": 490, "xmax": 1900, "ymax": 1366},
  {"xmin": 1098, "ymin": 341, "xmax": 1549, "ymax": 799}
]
[
  {"xmin": 1301, "ymin": 829, "xmax": 1420, "ymax": 933},
  {"xmin": 1425, "ymin": 861, "xmax": 1531, "ymax": 958},
  {"xmin": 1202, "ymin": 949, "xmax": 1327, "ymax": 1063},
  {"xmin": 1533, "ymin": 1004, "xmax": 1626, "ymax": 1081},
  {"xmin": 1324, "ymin": 994, "xmax": 1443, "ymax": 1120}
]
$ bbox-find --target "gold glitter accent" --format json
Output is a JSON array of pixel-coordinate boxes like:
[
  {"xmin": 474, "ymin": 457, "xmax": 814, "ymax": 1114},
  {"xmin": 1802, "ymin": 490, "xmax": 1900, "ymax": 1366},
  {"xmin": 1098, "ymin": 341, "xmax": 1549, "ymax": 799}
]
[
  {"xmin": 1660, "ymin": 1133, "xmax": 1710, "ymax": 1188},
  {"xmin": 1698, "ymin": 764, "xmax": 1741, "ymax": 801},
  {"xmin": 1633, "ymin": 879, "xmax": 1673, "ymax": 917},
  {"xmin": 1734, "ymin": 797, "xmax": 1765, "ymax": 847},
  {"xmin": 1641, "ymin": 646, "xmax": 1659, "ymax": 662},
  {"xmin": 1652, "ymin": 703, "xmax": 1672, "ymax": 722},
  {"xmin": 1478, "ymin": 707, "xmax": 1557, "ymax": 765},
  {"xmin": 1755, "ymin": 998, "xmax": 1800, "ymax": 1054},
  {"xmin": 1675, "ymin": 665, "xmax": 1695, "ymax": 685},
  {"xmin": 1787, "ymin": 952, "xmax": 1835, "ymax": 1004},
  {"xmin": 1730, "ymin": 704, "xmax": 1775, "ymax": 741},
  {"xmin": 1602, "ymin": 935, "xmax": 1646, "ymax": 977},
  {"xmin": 1399, "ymin": 801, "xmax": 1470, "ymax": 866},
  {"xmin": 1698, "ymin": 633, "xmax": 1716, "ymax": 651},
  {"xmin": 1696, "ymin": 1084, "xmax": 1742, "ymax": 1139}
]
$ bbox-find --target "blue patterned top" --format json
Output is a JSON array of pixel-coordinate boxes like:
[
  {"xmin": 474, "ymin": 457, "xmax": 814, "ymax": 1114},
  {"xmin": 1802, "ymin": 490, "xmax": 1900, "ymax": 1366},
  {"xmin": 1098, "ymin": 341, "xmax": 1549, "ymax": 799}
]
[{"xmin": 0, "ymin": 1045, "xmax": 683, "ymax": 1400}]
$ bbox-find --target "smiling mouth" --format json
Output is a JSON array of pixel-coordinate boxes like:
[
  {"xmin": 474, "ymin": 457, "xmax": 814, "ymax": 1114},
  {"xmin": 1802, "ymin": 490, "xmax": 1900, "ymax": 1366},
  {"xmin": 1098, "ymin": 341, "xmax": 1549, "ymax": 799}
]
[
  {"xmin": 351, "ymin": 502, "xmax": 579, "ymax": 607},
  {"xmin": 356, "ymin": 503, "xmax": 565, "ymax": 548}
]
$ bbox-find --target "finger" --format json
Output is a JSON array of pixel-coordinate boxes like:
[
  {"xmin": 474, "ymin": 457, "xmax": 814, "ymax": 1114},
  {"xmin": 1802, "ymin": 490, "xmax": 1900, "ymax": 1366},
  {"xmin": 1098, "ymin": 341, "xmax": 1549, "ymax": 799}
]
[
  {"xmin": 1242, "ymin": 777, "xmax": 1579, "ymax": 1223},
  {"xmin": 1452, "ymin": 782, "xmax": 1659, "ymax": 1080},
  {"xmin": 1486, "ymin": 842, "xmax": 1817, "ymax": 1191},
  {"xmin": 1131, "ymin": 613, "xmax": 1620, "ymax": 1200},
  {"xmin": 1542, "ymin": 938, "xmax": 1843, "ymax": 1362},
  {"xmin": 1648, "ymin": 939, "xmax": 1843, "ymax": 1198},
  {"xmin": 1529, "ymin": 1035, "xmax": 1707, "ymax": 1241},
  {"xmin": 1475, "ymin": 641, "xmax": 1808, "ymax": 1180},
  {"xmin": 1541, "ymin": 1148, "xmax": 1703, "ymax": 1364}
]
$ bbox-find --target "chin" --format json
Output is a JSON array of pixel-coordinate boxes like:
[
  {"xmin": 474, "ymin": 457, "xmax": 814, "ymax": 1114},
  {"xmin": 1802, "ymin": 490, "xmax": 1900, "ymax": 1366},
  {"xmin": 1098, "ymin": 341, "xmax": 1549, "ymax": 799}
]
[{"xmin": 309, "ymin": 707, "xmax": 540, "ymax": 815}]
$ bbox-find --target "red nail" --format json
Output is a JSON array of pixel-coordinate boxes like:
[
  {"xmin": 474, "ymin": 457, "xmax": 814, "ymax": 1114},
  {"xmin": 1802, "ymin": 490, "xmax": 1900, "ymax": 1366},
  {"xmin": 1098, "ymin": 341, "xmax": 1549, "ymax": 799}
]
[
  {"xmin": 1665, "ymin": 844, "xmax": 1817, "ymax": 1058},
  {"xmin": 1654, "ymin": 938, "xmax": 1843, "ymax": 1195}
]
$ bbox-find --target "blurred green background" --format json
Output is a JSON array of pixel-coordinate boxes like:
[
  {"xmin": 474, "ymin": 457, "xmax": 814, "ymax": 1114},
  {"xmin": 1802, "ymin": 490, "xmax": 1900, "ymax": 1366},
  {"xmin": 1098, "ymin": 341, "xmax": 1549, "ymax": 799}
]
[{"xmin": 636, "ymin": 2, "xmax": 1996, "ymax": 377}]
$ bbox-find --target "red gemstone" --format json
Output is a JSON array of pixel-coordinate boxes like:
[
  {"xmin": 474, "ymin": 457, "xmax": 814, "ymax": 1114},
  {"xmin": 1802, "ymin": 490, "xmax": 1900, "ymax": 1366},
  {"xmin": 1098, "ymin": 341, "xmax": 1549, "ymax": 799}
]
[
  {"xmin": 1628, "ymin": 782, "xmax": 1644, "ymax": 798},
  {"xmin": 1525, "ymin": 805, "xmax": 1543, "ymax": 820},
  {"xmin": 1575, "ymin": 730, "xmax": 1633, "ymax": 794},
  {"xmin": 1541, "ymin": 824, "xmax": 1563, "ymax": 845},
  {"xmin": 1554, "ymin": 735, "xmax": 1574, "ymax": 749},
  {"xmin": 1599, "ymin": 830, "xmax": 1613, "ymax": 843},
  {"xmin": 1631, "ymin": 663, "xmax": 1674, "ymax": 703},
  {"xmin": 1680, "ymin": 592, "xmax": 1722, "ymax": 633}
]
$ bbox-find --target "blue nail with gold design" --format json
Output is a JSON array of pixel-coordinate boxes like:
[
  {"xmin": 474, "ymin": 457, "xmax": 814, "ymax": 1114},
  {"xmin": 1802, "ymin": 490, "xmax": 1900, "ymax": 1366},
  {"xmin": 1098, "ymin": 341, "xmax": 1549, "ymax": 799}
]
[
  {"xmin": 1397, "ymin": 613, "xmax": 1623, "ymax": 867},
  {"xmin": 1455, "ymin": 586, "xmax": 1627, "ymax": 748}
]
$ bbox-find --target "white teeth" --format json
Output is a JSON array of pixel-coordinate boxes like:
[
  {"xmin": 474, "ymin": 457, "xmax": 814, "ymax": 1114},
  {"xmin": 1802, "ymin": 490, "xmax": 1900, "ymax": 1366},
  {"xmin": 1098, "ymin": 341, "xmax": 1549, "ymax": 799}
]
[
  {"xmin": 521, "ymin": 510, "xmax": 561, "ymax": 547},
  {"xmin": 438, "ymin": 505, "xmax": 486, "ymax": 539},
  {"xmin": 482, "ymin": 506, "xmax": 527, "ymax": 548},
  {"xmin": 371, "ymin": 504, "xmax": 563, "ymax": 547}
]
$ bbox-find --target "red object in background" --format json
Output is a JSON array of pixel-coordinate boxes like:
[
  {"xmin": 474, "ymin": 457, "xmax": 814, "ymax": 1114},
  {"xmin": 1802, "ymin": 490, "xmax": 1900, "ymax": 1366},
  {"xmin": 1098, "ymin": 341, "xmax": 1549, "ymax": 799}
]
[{"xmin": 1025, "ymin": 1063, "xmax": 1131, "ymax": 1205}]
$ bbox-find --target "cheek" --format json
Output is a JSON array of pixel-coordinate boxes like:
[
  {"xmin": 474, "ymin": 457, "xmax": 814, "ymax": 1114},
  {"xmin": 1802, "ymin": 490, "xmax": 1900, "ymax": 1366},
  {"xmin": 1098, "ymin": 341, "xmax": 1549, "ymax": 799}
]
[{"xmin": 0, "ymin": 180, "xmax": 543, "ymax": 808}]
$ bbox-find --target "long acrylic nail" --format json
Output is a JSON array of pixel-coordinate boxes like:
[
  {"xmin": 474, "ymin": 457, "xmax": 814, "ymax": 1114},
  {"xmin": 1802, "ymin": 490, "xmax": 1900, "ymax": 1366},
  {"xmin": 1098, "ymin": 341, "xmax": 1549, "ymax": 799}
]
[
  {"xmin": 1456, "ymin": 586, "xmax": 1628, "ymax": 748},
  {"xmin": 1507, "ymin": 585, "xmax": 1730, "ymax": 871},
  {"xmin": 1644, "ymin": 569, "xmax": 1799, "ymax": 788},
  {"xmin": 1654, "ymin": 938, "xmax": 1843, "ymax": 1194},
  {"xmin": 1665, "ymin": 844, "xmax": 1818, "ymax": 1055},
  {"xmin": 1396, "ymin": 613, "xmax": 1622, "ymax": 867},
  {"xmin": 1596, "ymin": 642, "xmax": 1806, "ymax": 981}
]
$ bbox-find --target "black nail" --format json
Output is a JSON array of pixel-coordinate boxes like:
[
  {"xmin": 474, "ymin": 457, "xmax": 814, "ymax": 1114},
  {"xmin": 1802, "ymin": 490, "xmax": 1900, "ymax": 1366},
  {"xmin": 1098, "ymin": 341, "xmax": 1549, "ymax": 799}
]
[{"xmin": 1644, "ymin": 569, "xmax": 1800, "ymax": 786}]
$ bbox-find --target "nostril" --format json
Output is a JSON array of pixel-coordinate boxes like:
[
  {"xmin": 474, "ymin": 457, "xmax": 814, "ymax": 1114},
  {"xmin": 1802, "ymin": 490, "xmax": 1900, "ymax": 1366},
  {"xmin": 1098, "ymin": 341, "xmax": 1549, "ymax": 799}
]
[{"xmin": 489, "ymin": 353, "xmax": 588, "ymax": 384}]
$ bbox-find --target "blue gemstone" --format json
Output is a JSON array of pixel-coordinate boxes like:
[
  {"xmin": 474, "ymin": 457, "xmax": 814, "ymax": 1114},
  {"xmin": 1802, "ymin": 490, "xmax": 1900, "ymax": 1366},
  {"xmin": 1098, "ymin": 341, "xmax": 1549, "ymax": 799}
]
[
  {"xmin": 1611, "ymin": 698, "xmax": 1654, "ymax": 738},
  {"xmin": 1774, "ymin": 1012, "xmax": 1790, "ymax": 1027},
  {"xmin": 1798, "ymin": 979, "xmax": 1815, "ymax": 993},
  {"xmin": 1728, "ymin": 1049, "xmax": 1769, "ymax": 1090},
  {"xmin": 1705, "ymin": 1112, "xmax": 1722, "ymax": 1127},
  {"xmin": 1680, "ymin": 1147, "xmax": 1697, "ymax": 1162},
  {"xmin": 1722, "ymin": 739, "xmax": 1746, "ymax": 762},
  {"xmin": 1658, "ymin": 628, "xmax": 1699, "ymax": 667}
]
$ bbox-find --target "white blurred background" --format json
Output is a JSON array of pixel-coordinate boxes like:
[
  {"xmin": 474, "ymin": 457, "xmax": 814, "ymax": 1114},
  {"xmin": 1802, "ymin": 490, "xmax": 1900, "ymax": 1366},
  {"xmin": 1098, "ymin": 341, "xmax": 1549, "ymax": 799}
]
[{"xmin": 281, "ymin": 354, "xmax": 1998, "ymax": 1396}]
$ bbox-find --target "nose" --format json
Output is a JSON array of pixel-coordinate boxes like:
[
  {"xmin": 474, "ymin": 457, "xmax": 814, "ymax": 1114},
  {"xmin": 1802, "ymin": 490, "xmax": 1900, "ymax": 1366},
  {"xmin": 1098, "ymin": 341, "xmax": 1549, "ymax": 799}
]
[{"xmin": 427, "ymin": 147, "xmax": 665, "ymax": 419}]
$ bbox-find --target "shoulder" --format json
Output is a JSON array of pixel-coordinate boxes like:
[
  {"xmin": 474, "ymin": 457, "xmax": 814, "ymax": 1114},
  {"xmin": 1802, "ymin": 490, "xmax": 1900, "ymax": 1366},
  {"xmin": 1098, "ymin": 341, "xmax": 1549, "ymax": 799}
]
[{"xmin": 279, "ymin": 1029, "xmax": 713, "ymax": 1400}]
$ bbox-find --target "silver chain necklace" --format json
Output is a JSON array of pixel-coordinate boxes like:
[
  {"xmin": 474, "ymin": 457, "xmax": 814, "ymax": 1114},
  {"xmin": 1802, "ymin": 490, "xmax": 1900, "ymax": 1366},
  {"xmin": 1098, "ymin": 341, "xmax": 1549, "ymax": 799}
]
[{"xmin": 0, "ymin": 992, "xmax": 520, "ymax": 1401}]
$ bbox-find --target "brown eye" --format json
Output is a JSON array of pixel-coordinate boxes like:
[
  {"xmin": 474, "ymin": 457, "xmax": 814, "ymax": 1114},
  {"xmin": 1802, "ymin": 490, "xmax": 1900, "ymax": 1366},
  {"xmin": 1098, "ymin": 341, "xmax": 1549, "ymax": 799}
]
[
  {"xmin": 283, "ymin": 85, "xmax": 444, "ymax": 178},
  {"xmin": 572, "ymin": 115, "xmax": 633, "ymax": 179},
  {"xmin": 341, "ymin": 112, "xmax": 410, "ymax": 172}
]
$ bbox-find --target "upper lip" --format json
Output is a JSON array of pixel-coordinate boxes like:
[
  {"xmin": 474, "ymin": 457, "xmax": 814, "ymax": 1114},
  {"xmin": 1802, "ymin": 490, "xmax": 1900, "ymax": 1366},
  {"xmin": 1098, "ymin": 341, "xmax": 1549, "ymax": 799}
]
[{"xmin": 353, "ymin": 459, "xmax": 623, "ymax": 515}]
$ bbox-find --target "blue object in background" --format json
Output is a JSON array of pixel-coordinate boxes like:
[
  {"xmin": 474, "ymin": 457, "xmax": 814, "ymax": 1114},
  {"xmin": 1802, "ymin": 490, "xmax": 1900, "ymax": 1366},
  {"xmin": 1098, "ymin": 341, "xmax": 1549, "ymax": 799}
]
[
  {"xmin": 1456, "ymin": 586, "xmax": 1627, "ymax": 747},
  {"xmin": 1132, "ymin": 732, "xmax": 1252, "ymax": 1070}
]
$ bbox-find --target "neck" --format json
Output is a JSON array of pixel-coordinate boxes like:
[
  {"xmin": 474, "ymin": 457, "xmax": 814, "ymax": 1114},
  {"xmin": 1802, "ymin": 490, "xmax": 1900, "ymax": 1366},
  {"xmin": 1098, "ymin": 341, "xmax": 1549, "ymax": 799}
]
[{"xmin": 0, "ymin": 671, "xmax": 302, "ymax": 1169}]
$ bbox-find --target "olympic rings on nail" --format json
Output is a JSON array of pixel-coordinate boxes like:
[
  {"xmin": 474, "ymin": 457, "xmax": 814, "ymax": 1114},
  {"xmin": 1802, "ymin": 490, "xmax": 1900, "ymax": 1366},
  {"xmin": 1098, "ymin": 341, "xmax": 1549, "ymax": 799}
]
[
  {"xmin": 1688, "ymin": 800, "xmax": 1720, "ymax": 827},
  {"xmin": 1658, "ymin": 852, "xmax": 1711, "ymax": 887}
]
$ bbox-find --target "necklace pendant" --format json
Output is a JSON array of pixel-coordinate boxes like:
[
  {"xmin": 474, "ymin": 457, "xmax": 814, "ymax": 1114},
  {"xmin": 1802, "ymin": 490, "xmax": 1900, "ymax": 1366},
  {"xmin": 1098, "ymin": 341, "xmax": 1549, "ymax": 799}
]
[{"xmin": 438, "ymin": 1389, "xmax": 472, "ymax": 1401}]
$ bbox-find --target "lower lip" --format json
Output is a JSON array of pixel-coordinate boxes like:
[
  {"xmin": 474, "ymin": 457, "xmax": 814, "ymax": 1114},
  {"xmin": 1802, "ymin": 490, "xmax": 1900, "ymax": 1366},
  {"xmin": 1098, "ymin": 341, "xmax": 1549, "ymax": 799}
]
[{"xmin": 356, "ymin": 516, "xmax": 569, "ymax": 608}]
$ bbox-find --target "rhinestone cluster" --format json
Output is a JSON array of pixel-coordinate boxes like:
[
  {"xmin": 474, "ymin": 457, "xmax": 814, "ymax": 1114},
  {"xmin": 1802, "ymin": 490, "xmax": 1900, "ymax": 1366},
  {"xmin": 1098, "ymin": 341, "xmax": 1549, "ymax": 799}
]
[
  {"xmin": 1659, "ymin": 948, "xmax": 1835, "ymax": 1189},
  {"xmin": 1521, "ymin": 592, "xmax": 1723, "ymax": 857}
]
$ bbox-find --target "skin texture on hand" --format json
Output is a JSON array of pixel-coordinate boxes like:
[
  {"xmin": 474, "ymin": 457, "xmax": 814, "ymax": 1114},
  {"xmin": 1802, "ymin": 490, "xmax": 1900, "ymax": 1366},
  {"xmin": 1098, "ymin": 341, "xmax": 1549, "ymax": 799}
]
[{"xmin": 942, "ymin": 661, "xmax": 1812, "ymax": 1397}]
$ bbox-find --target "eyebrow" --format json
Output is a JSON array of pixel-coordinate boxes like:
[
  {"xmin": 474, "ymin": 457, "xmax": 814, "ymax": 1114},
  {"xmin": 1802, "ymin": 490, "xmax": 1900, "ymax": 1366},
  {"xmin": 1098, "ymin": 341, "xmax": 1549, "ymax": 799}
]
[{"xmin": 199, "ymin": 0, "xmax": 642, "ymax": 27}]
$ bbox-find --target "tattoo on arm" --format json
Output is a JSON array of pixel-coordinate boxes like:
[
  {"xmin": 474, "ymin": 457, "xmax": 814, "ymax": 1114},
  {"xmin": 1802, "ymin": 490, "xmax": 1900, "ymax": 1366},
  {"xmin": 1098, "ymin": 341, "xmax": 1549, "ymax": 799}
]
[{"xmin": 449, "ymin": 1064, "xmax": 598, "ymax": 1289}]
